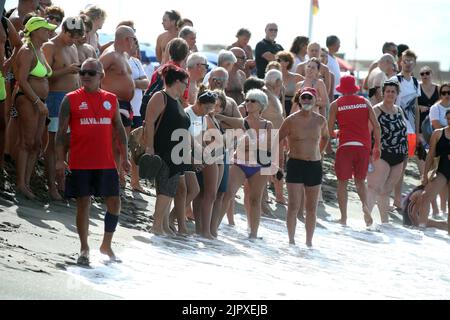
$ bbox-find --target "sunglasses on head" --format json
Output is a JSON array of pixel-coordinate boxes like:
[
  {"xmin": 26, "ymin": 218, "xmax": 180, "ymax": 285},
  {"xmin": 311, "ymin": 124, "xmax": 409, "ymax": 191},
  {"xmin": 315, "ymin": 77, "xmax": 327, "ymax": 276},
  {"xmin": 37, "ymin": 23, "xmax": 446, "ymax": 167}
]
[
  {"xmin": 300, "ymin": 94, "xmax": 313, "ymax": 100},
  {"xmin": 420, "ymin": 71, "xmax": 431, "ymax": 76},
  {"xmin": 441, "ymin": 90, "xmax": 450, "ymax": 96},
  {"xmin": 245, "ymin": 99, "xmax": 257, "ymax": 103},
  {"xmin": 199, "ymin": 91, "xmax": 218, "ymax": 99},
  {"xmin": 79, "ymin": 70, "xmax": 98, "ymax": 76}
]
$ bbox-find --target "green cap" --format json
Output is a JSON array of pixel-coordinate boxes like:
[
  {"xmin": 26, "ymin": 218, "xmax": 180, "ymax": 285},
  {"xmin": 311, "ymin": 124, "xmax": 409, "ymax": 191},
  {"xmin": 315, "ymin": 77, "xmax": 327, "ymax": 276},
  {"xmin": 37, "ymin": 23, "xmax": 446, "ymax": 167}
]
[{"xmin": 24, "ymin": 17, "xmax": 57, "ymax": 35}]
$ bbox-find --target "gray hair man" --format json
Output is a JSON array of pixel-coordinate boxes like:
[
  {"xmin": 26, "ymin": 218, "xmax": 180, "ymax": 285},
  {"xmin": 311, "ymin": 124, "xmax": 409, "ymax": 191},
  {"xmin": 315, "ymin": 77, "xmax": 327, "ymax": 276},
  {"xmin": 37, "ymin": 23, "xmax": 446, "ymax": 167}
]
[{"xmin": 186, "ymin": 52, "xmax": 208, "ymax": 104}]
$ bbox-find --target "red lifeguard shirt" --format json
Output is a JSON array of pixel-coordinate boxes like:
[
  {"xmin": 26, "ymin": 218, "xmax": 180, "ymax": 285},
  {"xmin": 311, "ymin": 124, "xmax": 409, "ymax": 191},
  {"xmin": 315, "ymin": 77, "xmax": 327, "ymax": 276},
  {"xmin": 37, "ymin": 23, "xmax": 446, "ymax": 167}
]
[
  {"xmin": 336, "ymin": 95, "xmax": 371, "ymax": 149},
  {"xmin": 67, "ymin": 88, "xmax": 117, "ymax": 170}
]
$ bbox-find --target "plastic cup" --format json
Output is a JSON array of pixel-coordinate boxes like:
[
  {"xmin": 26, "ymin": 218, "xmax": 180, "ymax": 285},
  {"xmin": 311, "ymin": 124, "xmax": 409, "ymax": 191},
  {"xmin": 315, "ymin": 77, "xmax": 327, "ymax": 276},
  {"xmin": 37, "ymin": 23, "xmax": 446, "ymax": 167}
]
[{"xmin": 407, "ymin": 133, "xmax": 416, "ymax": 157}]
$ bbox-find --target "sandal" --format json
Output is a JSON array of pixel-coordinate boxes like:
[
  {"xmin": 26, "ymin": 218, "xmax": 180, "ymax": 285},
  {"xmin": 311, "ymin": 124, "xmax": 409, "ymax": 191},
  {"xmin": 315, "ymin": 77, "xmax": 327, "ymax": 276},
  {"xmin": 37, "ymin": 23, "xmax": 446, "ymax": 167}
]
[{"xmin": 138, "ymin": 154, "xmax": 162, "ymax": 180}]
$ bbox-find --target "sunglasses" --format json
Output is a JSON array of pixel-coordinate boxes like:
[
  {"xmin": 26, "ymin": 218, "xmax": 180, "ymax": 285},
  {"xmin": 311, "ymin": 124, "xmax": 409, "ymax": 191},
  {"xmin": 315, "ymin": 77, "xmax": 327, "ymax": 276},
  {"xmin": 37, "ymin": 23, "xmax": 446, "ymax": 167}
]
[
  {"xmin": 245, "ymin": 99, "xmax": 257, "ymax": 103},
  {"xmin": 420, "ymin": 71, "xmax": 431, "ymax": 76},
  {"xmin": 79, "ymin": 70, "xmax": 98, "ymax": 77},
  {"xmin": 300, "ymin": 94, "xmax": 313, "ymax": 100},
  {"xmin": 268, "ymin": 28, "xmax": 278, "ymax": 32},
  {"xmin": 441, "ymin": 91, "xmax": 450, "ymax": 96},
  {"xmin": 47, "ymin": 15, "xmax": 62, "ymax": 23},
  {"xmin": 199, "ymin": 91, "xmax": 218, "ymax": 99},
  {"xmin": 212, "ymin": 77, "xmax": 227, "ymax": 82},
  {"xmin": 197, "ymin": 63, "xmax": 208, "ymax": 68}
]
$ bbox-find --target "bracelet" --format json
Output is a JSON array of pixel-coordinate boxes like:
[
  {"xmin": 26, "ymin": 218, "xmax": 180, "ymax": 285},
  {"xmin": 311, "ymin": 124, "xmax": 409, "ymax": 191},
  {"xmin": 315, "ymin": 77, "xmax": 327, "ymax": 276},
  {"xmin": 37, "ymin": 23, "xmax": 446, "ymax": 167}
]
[{"xmin": 32, "ymin": 98, "xmax": 40, "ymax": 105}]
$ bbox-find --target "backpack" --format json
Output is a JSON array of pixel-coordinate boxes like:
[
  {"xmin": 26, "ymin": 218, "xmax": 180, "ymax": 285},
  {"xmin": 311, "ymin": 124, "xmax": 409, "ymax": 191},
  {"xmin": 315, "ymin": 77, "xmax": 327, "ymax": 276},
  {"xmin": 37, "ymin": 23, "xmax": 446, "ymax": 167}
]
[
  {"xmin": 421, "ymin": 105, "xmax": 442, "ymax": 144},
  {"xmin": 396, "ymin": 74, "xmax": 419, "ymax": 91},
  {"xmin": 139, "ymin": 71, "xmax": 164, "ymax": 119},
  {"xmin": 421, "ymin": 115, "xmax": 433, "ymax": 144}
]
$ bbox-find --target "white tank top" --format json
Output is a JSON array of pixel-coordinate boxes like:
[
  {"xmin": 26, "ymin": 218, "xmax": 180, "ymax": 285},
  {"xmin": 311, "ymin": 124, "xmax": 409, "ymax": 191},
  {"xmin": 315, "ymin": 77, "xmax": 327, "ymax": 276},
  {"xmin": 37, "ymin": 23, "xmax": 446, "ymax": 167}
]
[{"xmin": 185, "ymin": 106, "xmax": 207, "ymax": 139}]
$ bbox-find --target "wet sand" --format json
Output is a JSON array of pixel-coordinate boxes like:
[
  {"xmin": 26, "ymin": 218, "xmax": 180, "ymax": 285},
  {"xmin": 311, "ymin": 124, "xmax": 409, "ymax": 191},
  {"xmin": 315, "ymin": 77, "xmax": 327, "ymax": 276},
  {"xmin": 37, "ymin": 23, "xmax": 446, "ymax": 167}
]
[{"xmin": 0, "ymin": 155, "xmax": 446, "ymax": 299}]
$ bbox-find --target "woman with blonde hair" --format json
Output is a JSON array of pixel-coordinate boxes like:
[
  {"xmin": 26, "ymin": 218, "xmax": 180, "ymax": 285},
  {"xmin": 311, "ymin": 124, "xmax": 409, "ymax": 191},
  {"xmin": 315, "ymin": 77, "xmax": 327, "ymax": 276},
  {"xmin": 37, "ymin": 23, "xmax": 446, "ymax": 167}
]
[{"xmin": 14, "ymin": 16, "xmax": 56, "ymax": 198}]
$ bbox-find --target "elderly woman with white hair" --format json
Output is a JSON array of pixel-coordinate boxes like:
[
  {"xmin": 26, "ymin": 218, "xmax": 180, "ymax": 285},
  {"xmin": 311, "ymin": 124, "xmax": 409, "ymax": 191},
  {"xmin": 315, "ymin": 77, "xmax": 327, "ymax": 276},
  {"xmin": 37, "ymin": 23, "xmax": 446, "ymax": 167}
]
[{"xmin": 213, "ymin": 89, "xmax": 274, "ymax": 239}]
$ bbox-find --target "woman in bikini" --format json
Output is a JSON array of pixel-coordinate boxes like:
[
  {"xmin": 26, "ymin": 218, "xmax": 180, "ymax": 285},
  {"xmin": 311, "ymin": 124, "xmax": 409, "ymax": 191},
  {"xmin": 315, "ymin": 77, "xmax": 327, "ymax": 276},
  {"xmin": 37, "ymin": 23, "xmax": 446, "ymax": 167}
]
[
  {"xmin": 215, "ymin": 89, "xmax": 273, "ymax": 239},
  {"xmin": 14, "ymin": 17, "xmax": 56, "ymax": 199}
]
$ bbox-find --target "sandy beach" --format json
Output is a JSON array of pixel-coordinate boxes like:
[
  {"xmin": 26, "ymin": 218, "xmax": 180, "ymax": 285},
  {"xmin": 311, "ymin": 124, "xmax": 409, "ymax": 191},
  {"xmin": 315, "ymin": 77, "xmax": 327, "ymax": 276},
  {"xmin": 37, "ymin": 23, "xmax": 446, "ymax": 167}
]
[{"xmin": 1, "ymin": 154, "xmax": 449, "ymax": 300}]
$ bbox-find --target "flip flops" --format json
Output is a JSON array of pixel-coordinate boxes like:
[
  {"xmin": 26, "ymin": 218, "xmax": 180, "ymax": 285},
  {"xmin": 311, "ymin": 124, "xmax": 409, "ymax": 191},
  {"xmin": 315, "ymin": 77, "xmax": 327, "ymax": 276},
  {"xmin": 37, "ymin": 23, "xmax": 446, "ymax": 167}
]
[{"xmin": 138, "ymin": 154, "xmax": 162, "ymax": 180}]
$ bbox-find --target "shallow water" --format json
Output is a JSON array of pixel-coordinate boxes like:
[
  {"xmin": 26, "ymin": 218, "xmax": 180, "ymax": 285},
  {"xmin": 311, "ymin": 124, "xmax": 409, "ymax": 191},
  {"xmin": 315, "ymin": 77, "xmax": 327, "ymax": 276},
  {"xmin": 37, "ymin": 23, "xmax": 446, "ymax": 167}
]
[{"xmin": 66, "ymin": 214, "xmax": 450, "ymax": 300}]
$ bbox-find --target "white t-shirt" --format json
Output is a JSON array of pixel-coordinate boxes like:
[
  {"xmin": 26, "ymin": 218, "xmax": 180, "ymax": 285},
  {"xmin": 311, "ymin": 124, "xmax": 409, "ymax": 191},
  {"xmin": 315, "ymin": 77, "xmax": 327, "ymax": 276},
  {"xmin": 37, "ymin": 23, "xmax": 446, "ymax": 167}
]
[
  {"xmin": 392, "ymin": 75, "xmax": 421, "ymax": 133},
  {"xmin": 327, "ymin": 54, "xmax": 341, "ymax": 95},
  {"xmin": 128, "ymin": 57, "xmax": 147, "ymax": 117},
  {"xmin": 429, "ymin": 103, "xmax": 450, "ymax": 128}
]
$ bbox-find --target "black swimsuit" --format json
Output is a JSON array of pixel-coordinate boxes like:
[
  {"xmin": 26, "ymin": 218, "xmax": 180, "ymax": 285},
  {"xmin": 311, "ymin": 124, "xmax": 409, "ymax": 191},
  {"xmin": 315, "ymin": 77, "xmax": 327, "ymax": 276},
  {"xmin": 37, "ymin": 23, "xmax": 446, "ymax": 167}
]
[
  {"xmin": 418, "ymin": 85, "xmax": 439, "ymax": 132},
  {"xmin": 436, "ymin": 130, "xmax": 450, "ymax": 181},
  {"xmin": 378, "ymin": 108, "xmax": 408, "ymax": 166}
]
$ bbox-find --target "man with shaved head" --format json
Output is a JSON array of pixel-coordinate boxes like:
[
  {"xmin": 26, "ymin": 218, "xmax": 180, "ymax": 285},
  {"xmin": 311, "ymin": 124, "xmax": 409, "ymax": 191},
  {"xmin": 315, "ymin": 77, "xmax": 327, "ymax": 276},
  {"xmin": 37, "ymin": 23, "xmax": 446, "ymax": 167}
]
[
  {"xmin": 295, "ymin": 42, "xmax": 332, "ymax": 100},
  {"xmin": 7, "ymin": 0, "xmax": 40, "ymax": 31},
  {"xmin": 226, "ymin": 47, "xmax": 247, "ymax": 105},
  {"xmin": 100, "ymin": 25, "xmax": 136, "ymax": 187},
  {"xmin": 367, "ymin": 53, "xmax": 397, "ymax": 105}
]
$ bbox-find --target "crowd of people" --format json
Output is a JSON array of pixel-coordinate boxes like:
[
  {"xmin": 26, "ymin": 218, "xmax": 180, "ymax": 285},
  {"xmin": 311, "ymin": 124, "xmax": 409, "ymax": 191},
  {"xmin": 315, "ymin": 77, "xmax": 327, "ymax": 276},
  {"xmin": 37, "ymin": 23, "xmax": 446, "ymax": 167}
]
[{"xmin": 1, "ymin": 1, "xmax": 449, "ymax": 265}]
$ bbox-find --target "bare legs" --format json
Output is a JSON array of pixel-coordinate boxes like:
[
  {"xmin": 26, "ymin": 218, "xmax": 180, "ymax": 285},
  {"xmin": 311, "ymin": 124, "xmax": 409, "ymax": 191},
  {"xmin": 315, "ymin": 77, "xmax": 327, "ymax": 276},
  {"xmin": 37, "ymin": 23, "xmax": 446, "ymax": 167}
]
[
  {"xmin": 152, "ymin": 193, "xmax": 174, "ymax": 236},
  {"xmin": 287, "ymin": 183, "xmax": 320, "ymax": 246},
  {"xmin": 418, "ymin": 174, "xmax": 448, "ymax": 226},
  {"xmin": 337, "ymin": 178, "xmax": 372, "ymax": 227},
  {"xmin": 44, "ymin": 131, "xmax": 63, "ymax": 200},
  {"xmin": 76, "ymin": 195, "xmax": 121, "ymax": 260},
  {"xmin": 16, "ymin": 97, "xmax": 46, "ymax": 199},
  {"xmin": 394, "ymin": 159, "xmax": 408, "ymax": 208},
  {"xmin": 367, "ymin": 159, "xmax": 403, "ymax": 223}
]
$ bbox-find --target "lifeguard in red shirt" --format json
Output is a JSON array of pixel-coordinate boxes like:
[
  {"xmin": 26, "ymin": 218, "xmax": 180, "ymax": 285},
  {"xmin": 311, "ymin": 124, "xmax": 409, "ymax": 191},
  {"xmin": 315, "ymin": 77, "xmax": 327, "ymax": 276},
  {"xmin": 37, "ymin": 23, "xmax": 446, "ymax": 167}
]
[
  {"xmin": 55, "ymin": 58, "xmax": 130, "ymax": 266},
  {"xmin": 328, "ymin": 75, "xmax": 381, "ymax": 228}
]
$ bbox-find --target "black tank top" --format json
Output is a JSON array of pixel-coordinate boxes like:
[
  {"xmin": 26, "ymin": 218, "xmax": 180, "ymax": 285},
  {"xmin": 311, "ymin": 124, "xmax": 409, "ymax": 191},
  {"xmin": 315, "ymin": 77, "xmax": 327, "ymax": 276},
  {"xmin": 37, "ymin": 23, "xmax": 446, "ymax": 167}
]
[
  {"xmin": 154, "ymin": 91, "xmax": 191, "ymax": 176},
  {"xmin": 418, "ymin": 85, "xmax": 439, "ymax": 127},
  {"xmin": 436, "ymin": 130, "xmax": 450, "ymax": 174},
  {"xmin": 378, "ymin": 108, "xmax": 408, "ymax": 156},
  {"xmin": 436, "ymin": 130, "xmax": 450, "ymax": 157}
]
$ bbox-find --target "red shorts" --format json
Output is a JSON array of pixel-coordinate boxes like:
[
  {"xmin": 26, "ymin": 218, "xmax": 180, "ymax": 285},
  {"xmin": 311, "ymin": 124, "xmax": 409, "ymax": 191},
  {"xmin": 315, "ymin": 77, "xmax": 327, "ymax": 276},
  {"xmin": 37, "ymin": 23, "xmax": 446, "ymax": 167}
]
[{"xmin": 335, "ymin": 145, "xmax": 370, "ymax": 181}]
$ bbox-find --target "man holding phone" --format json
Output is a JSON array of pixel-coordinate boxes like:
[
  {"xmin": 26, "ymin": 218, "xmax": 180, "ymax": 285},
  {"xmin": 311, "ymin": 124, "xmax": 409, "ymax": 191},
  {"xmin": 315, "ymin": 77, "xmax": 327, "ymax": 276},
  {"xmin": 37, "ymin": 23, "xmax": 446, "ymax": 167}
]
[{"xmin": 42, "ymin": 16, "xmax": 84, "ymax": 200}]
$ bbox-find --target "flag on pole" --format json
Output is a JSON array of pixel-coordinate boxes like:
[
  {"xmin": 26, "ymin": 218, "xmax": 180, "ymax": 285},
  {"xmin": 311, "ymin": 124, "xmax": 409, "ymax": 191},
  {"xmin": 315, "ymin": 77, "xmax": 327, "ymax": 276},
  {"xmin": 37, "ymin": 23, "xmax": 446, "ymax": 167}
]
[{"xmin": 312, "ymin": 0, "xmax": 319, "ymax": 15}]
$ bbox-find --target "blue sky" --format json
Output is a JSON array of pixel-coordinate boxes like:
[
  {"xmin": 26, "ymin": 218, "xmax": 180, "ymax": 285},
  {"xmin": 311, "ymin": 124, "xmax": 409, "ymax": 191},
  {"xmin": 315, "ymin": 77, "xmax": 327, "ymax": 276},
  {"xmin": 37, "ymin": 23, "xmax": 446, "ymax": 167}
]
[{"xmin": 5, "ymin": 0, "xmax": 450, "ymax": 70}]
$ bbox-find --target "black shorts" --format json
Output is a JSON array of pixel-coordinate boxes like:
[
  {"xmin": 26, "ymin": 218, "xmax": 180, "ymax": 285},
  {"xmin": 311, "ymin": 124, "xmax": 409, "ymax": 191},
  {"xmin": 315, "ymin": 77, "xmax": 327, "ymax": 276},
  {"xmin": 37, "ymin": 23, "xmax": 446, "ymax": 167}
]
[
  {"xmin": 65, "ymin": 169, "xmax": 119, "ymax": 198},
  {"xmin": 286, "ymin": 158, "xmax": 322, "ymax": 187},
  {"xmin": 119, "ymin": 100, "xmax": 132, "ymax": 127},
  {"xmin": 156, "ymin": 161, "xmax": 180, "ymax": 198},
  {"xmin": 380, "ymin": 150, "xmax": 406, "ymax": 167}
]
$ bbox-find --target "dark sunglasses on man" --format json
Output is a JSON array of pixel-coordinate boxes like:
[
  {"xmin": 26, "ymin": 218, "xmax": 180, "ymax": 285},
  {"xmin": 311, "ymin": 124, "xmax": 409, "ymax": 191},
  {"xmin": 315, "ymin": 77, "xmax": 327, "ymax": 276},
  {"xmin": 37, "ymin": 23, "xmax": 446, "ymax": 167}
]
[{"xmin": 79, "ymin": 70, "xmax": 98, "ymax": 77}]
